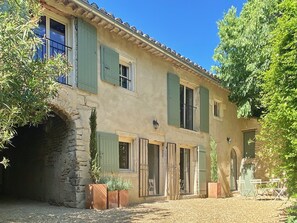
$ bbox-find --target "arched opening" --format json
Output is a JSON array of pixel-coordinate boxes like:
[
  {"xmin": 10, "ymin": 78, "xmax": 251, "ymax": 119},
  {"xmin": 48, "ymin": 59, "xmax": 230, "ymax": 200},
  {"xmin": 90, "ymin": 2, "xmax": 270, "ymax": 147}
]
[
  {"xmin": 230, "ymin": 148, "xmax": 238, "ymax": 191},
  {"xmin": 0, "ymin": 112, "xmax": 76, "ymax": 205}
]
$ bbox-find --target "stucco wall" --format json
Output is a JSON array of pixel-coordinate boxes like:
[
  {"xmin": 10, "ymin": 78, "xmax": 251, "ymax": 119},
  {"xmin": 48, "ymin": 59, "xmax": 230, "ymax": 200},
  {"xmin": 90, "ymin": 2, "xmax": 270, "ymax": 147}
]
[{"xmin": 41, "ymin": 1, "xmax": 260, "ymax": 205}]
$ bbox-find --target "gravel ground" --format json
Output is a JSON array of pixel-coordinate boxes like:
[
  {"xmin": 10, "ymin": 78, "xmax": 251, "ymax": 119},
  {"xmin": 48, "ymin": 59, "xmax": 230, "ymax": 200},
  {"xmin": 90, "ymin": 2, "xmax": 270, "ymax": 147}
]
[{"xmin": 0, "ymin": 196, "xmax": 290, "ymax": 223}]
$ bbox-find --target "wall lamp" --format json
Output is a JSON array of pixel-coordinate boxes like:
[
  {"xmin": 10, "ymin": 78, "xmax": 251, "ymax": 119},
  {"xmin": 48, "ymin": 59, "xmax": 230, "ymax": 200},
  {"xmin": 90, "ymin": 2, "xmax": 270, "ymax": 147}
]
[
  {"xmin": 227, "ymin": 137, "xmax": 232, "ymax": 144},
  {"xmin": 153, "ymin": 119, "xmax": 159, "ymax": 130}
]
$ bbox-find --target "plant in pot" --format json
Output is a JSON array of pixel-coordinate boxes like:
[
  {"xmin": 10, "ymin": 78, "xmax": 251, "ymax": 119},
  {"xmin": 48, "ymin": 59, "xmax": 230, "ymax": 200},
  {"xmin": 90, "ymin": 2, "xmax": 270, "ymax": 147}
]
[
  {"xmin": 99, "ymin": 176, "xmax": 119, "ymax": 209},
  {"xmin": 208, "ymin": 136, "xmax": 221, "ymax": 198},
  {"xmin": 116, "ymin": 178, "xmax": 132, "ymax": 208},
  {"xmin": 85, "ymin": 108, "xmax": 108, "ymax": 210}
]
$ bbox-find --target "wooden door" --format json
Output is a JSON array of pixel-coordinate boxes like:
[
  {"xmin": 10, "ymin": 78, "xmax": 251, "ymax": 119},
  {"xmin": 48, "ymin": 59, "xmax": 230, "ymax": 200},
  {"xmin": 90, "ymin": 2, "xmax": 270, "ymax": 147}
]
[
  {"xmin": 167, "ymin": 143, "xmax": 179, "ymax": 200},
  {"xmin": 139, "ymin": 138, "xmax": 149, "ymax": 197}
]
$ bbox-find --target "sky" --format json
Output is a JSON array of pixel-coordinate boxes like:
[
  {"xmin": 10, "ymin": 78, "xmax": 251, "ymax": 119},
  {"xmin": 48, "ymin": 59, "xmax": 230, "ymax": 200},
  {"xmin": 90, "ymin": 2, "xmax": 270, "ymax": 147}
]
[{"xmin": 93, "ymin": 1, "xmax": 247, "ymax": 72}]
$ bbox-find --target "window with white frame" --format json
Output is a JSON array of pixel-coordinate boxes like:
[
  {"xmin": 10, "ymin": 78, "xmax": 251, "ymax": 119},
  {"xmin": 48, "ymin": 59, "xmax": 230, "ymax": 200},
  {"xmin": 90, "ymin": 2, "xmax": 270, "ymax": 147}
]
[
  {"xmin": 119, "ymin": 59, "xmax": 133, "ymax": 91},
  {"xmin": 119, "ymin": 141, "xmax": 131, "ymax": 170},
  {"xmin": 214, "ymin": 101, "xmax": 221, "ymax": 118},
  {"xmin": 35, "ymin": 15, "xmax": 71, "ymax": 84},
  {"xmin": 180, "ymin": 84, "xmax": 194, "ymax": 130}
]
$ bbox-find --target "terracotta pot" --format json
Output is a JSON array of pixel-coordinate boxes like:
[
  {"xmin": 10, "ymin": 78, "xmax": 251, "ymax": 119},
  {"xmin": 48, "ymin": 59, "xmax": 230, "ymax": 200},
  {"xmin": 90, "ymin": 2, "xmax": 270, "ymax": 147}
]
[
  {"xmin": 108, "ymin": 190, "xmax": 119, "ymax": 209},
  {"xmin": 208, "ymin": 182, "xmax": 221, "ymax": 198},
  {"xmin": 118, "ymin": 190, "xmax": 129, "ymax": 207},
  {"xmin": 85, "ymin": 184, "xmax": 107, "ymax": 210}
]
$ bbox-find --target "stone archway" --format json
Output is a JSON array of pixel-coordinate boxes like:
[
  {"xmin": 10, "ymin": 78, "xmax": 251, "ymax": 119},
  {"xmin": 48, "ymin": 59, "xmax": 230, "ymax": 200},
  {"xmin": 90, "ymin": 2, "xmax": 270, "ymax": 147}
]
[{"xmin": 0, "ymin": 110, "xmax": 79, "ymax": 206}]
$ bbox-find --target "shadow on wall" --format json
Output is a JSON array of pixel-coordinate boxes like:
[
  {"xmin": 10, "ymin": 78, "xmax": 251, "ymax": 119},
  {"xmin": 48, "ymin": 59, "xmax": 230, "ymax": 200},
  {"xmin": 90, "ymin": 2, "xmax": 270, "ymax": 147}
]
[{"xmin": 219, "ymin": 168, "xmax": 232, "ymax": 197}]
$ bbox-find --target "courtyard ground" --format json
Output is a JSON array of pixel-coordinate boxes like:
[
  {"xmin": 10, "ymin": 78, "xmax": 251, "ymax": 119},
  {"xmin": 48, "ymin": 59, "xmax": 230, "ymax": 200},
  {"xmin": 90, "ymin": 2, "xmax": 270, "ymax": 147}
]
[{"xmin": 0, "ymin": 196, "xmax": 290, "ymax": 223}]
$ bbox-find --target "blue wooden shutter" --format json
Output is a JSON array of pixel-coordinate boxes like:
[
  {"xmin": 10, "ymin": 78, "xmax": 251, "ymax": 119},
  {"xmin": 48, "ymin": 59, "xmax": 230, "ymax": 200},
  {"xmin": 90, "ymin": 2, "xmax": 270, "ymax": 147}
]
[
  {"xmin": 100, "ymin": 45, "xmax": 119, "ymax": 85},
  {"xmin": 197, "ymin": 145, "xmax": 207, "ymax": 195},
  {"xmin": 97, "ymin": 132, "xmax": 119, "ymax": 173},
  {"xmin": 167, "ymin": 73, "xmax": 180, "ymax": 127},
  {"xmin": 200, "ymin": 86, "xmax": 209, "ymax": 133},
  {"xmin": 77, "ymin": 18, "xmax": 98, "ymax": 94}
]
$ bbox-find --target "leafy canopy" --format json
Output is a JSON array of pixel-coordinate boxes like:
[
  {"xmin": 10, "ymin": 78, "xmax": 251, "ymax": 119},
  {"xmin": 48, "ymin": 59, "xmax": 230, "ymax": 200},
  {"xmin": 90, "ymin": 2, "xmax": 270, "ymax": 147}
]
[
  {"xmin": 213, "ymin": 0, "xmax": 280, "ymax": 117},
  {"xmin": 0, "ymin": 0, "xmax": 70, "ymax": 164},
  {"xmin": 259, "ymin": 0, "xmax": 297, "ymax": 196}
]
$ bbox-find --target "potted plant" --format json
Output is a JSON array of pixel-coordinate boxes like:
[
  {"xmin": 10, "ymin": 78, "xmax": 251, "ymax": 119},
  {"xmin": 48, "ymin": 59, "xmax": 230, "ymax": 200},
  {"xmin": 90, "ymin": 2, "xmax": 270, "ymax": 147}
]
[
  {"xmin": 116, "ymin": 178, "xmax": 132, "ymax": 208},
  {"xmin": 99, "ymin": 176, "xmax": 119, "ymax": 209},
  {"xmin": 208, "ymin": 137, "xmax": 221, "ymax": 198},
  {"xmin": 85, "ymin": 108, "xmax": 108, "ymax": 210}
]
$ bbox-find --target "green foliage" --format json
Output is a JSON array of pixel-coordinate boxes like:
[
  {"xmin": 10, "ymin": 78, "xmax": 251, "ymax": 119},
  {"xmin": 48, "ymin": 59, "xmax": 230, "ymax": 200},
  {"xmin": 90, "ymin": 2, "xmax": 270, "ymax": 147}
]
[
  {"xmin": 259, "ymin": 0, "xmax": 297, "ymax": 196},
  {"xmin": 98, "ymin": 176, "xmax": 132, "ymax": 191},
  {"xmin": 286, "ymin": 201, "xmax": 297, "ymax": 223},
  {"xmin": 0, "ymin": 0, "xmax": 70, "ymax": 165},
  {"xmin": 213, "ymin": 0, "xmax": 280, "ymax": 118},
  {"xmin": 89, "ymin": 108, "xmax": 100, "ymax": 183},
  {"xmin": 210, "ymin": 137, "xmax": 218, "ymax": 182}
]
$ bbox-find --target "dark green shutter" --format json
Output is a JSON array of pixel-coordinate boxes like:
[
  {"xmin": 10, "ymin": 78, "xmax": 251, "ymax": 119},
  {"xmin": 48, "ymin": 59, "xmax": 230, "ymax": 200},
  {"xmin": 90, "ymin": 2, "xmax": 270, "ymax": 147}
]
[
  {"xmin": 243, "ymin": 131, "xmax": 256, "ymax": 158},
  {"xmin": 100, "ymin": 45, "xmax": 119, "ymax": 85},
  {"xmin": 97, "ymin": 132, "xmax": 119, "ymax": 173},
  {"xmin": 200, "ymin": 86, "xmax": 209, "ymax": 133},
  {"xmin": 167, "ymin": 73, "xmax": 180, "ymax": 127},
  {"xmin": 197, "ymin": 145, "xmax": 207, "ymax": 195},
  {"xmin": 77, "ymin": 18, "xmax": 98, "ymax": 94}
]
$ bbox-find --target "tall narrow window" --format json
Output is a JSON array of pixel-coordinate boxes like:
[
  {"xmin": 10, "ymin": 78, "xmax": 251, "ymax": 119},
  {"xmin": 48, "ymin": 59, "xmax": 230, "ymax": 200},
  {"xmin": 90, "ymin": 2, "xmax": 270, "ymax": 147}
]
[
  {"xmin": 119, "ymin": 142, "xmax": 130, "ymax": 169},
  {"xmin": 35, "ymin": 16, "xmax": 71, "ymax": 84},
  {"xmin": 148, "ymin": 144, "xmax": 160, "ymax": 195},
  {"xmin": 180, "ymin": 148, "xmax": 190, "ymax": 194},
  {"xmin": 214, "ymin": 101, "xmax": 221, "ymax": 118},
  {"xmin": 180, "ymin": 85, "xmax": 194, "ymax": 130}
]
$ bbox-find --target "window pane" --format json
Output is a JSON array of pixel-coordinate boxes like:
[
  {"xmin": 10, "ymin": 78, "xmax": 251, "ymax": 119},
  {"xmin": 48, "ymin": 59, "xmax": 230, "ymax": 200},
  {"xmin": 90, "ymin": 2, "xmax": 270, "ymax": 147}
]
[
  {"xmin": 119, "ymin": 64, "xmax": 130, "ymax": 89},
  {"xmin": 119, "ymin": 142, "xmax": 129, "ymax": 169},
  {"xmin": 50, "ymin": 19, "xmax": 65, "ymax": 56},
  {"xmin": 35, "ymin": 16, "xmax": 46, "ymax": 60},
  {"xmin": 186, "ymin": 87, "xmax": 193, "ymax": 130},
  {"xmin": 148, "ymin": 144, "xmax": 159, "ymax": 195},
  {"xmin": 180, "ymin": 148, "xmax": 190, "ymax": 194},
  {"xmin": 214, "ymin": 101, "xmax": 220, "ymax": 117},
  {"xmin": 180, "ymin": 85, "xmax": 185, "ymax": 128}
]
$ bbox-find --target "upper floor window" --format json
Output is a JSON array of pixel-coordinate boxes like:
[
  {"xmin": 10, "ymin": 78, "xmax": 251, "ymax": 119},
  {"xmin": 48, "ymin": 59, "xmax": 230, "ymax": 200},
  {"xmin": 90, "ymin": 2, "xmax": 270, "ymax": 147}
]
[
  {"xmin": 35, "ymin": 16, "xmax": 71, "ymax": 84},
  {"xmin": 119, "ymin": 60, "xmax": 133, "ymax": 90},
  {"xmin": 180, "ymin": 85, "xmax": 194, "ymax": 130},
  {"xmin": 214, "ymin": 101, "xmax": 221, "ymax": 118},
  {"xmin": 101, "ymin": 45, "xmax": 135, "ymax": 91}
]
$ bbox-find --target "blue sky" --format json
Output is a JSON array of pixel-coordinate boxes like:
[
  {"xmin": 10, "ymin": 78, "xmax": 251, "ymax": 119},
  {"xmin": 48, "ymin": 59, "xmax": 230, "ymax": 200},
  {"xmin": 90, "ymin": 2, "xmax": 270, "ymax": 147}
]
[{"xmin": 93, "ymin": 1, "xmax": 247, "ymax": 72}]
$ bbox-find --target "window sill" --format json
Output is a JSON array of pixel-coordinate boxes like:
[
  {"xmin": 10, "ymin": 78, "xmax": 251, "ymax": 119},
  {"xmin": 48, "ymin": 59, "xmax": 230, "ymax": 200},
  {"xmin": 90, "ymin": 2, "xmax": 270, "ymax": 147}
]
[
  {"xmin": 179, "ymin": 127, "xmax": 201, "ymax": 136},
  {"xmin": 118, "ymin": 86, "xmax": 138, "ymax": 98},
  {"xmin": 119, "ymin": 169, "xmax": 134, "ymax": 174},
  {"xmin": 213, "ymin": 116, "xmax": 223, "ymax": 121}
]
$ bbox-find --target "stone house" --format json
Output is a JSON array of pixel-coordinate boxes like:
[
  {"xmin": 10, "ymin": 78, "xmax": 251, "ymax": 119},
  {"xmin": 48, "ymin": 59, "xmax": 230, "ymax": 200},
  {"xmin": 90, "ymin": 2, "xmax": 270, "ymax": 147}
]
[{"xmin": 0, "ymin": 0, "xmax": 259, "ymax": 208}]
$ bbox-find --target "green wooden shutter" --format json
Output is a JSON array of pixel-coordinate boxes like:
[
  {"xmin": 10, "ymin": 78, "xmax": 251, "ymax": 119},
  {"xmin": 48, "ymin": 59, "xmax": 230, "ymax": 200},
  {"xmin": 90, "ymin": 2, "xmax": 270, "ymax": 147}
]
[
  {"xmin": 167, "ymin": 73, "xmax": 180, "ymax": 127},
  {"xmin": 77, "ymin": 18, "xmax": 98, "ymax": 94},
  {"xmin": 97, "ymin": 132, "xmax": 119, "ymax": 173},
  {"xmin": 197, "ymin": 145, "xmax": 207, "ymax": 196},
  {"xmin": 243, "ymin": 131, "xmax": 256, "ymax": 158},
  {"xmin": 200, "ymin": 86, "xmax": 209, "ymax": 133},
  {"xmin": 100, "ymin": 45, "xmax": 119, "ymax": 85}
]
